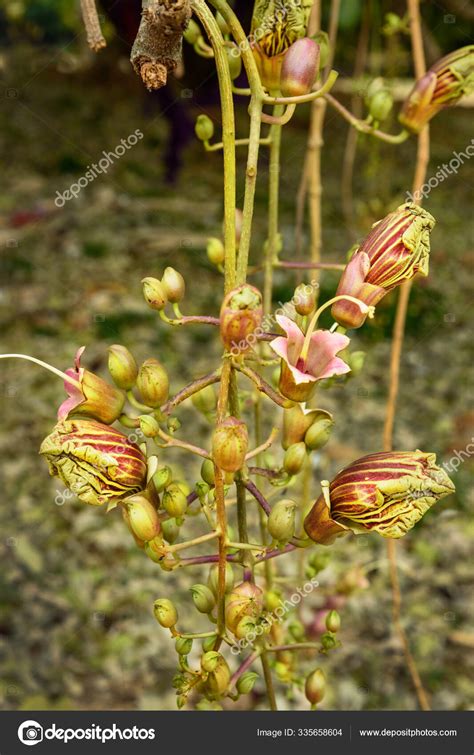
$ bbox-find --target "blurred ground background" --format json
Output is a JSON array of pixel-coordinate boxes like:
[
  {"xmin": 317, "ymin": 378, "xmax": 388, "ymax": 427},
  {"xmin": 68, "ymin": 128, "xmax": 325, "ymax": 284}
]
[{"xmin": 0, "ymin": 1, "xmax": 473, "ymax": 711}]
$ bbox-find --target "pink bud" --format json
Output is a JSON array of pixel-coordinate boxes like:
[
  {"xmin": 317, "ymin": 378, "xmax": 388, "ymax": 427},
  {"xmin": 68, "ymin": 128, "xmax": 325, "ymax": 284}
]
[{"xmin": 280, "ymin": 39, "xmax": 320, "ymax": 97}]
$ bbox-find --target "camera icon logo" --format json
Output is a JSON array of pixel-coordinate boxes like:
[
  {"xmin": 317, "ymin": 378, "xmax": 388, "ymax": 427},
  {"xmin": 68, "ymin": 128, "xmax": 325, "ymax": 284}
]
[{"xmin": 18, "ymin": 720, "xmax": 44, "ymax": 746}]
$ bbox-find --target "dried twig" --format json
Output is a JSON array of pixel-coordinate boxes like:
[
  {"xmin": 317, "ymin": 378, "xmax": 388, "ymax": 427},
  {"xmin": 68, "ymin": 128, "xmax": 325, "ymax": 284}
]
[{"xmin": 80, "ymin": 0, "xmax": 106, "ymax": 52}]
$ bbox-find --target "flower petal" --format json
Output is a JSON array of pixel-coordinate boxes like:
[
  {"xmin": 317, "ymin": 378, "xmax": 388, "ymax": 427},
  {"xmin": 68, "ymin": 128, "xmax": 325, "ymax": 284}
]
[{"xmin": 303, "ymin": 331, "xmax": 350, "ymax": 379}]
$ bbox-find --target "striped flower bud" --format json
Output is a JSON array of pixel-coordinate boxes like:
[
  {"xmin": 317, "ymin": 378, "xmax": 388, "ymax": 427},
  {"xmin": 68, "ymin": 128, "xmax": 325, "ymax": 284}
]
[
  {"xmin": 175, "ymin": 637, "xmax": 193, "ymax": 655},
  {"xmin": 212, "ymin": 417, "xmax": 248, "ymax": 473},
  {"xmin": 153, "ymin": 598, "xmax": 178, "ymax": 628},
  {"xmin": 136, "ymin": 359, "xmax": 169, "ymax": 407},
  {"xmin": 161, "ymin": 267, "xmax": 185, "ymax": 303},
  {"xmin": 40, "ymin": 419, "xmax": 147, "ymax": 506},
  {"xmin": 142, "ymin": 277, "xmax": 168, "ymax": 311},
  {"xmin": 58, "ymin": 347, "xmax": 125, "ymax": 425},
  {"xmin": 331, "ymin": 203, "xmax": 436, "ymax": 329},
  {"xmin": 280, "ymin": 38, "xmax": 320, "ymax": 97},
  {"xmin": 237, "ymin": 671, "xmax": 259, "ymax": 695},
  {"xmin": 219, "ymin": 284, "xmax": 263, "ymax": 353},
  {"xmin": 123, "ymin": 493, "xmax": 161, "ymax": 542},
  {"xmin": 225, "ymin": 581, "xmax": 263, "ymax": 634},
  {"xmin": 201, "ymin": 651, "xmax": 220, "ymax": 673},
  {"xmin": 268, "ymin": 499, "xmax": 297, "ymax": 543},
  {"xmin": 107, "ymin": 345, "xmax": 138, "ymax": 391},
  {"xmin": 235, "ymin": 615, "xmax": 257, "ymax": 640},
  {"xmin": 152, "ymin": 465, "xmax": 173, "ymax": 493},
  {"xmin": 190, "ymin": 584, "xmax": 216, "ymax": 614},
  {"xmin": 304, "ymin": 451, "xmax": 455, "ymax": 544},
  {"xmin": 399, "ymin": 45, "xmax": 474, "ymax": 134}
]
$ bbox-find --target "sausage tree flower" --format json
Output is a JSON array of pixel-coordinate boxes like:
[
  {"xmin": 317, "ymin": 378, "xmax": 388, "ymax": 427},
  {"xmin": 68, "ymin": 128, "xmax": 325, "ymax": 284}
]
[
  {"xmin": 331, "ymin": 203, "xmax": 435, "ymax": 329},
  {"xmin": 270, "ymin": 315, "xmax": 351, "ymax": 402},
  {"xmin": 59, "ymin": 346, "xmax": 125, "ymax": 424},
  {"xmin": 304, "ymin": 451, "xmax": 455, "ymax": 544},
  {"xmin": 399, "ymin": 45, "xmax": 474, "ymax": 134},
  {"xmin": 40, "ymin": 418, "xmax": 147, "ymax": 506}
]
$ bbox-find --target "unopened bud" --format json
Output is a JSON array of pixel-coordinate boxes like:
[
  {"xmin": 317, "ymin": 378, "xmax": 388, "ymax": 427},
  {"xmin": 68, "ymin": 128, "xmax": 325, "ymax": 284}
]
[
  {"xmin": 142, "ymin": 277, "xmax": 168, "ymax": 311},
  {"xmin": 348, "ymin": 350, "xmax": 366, "ymax": 376},
  {"xmin": 280, "ymin": 38, "xmax": 320, "ymax": 97},
  {"xmin": 162, "ymin": 482, "xmax": 188, "ymax": 518},
  {"xmin": 161, "ymin": 517, "xmax": 179, "ymax": 544},
  {"xmin": 206, "ymin": 237, "xmax": 225, "ymax": 266},
  {"xmin": 219, "ymin": 284, "xmax": 263, "ymax": 352},
  {"xmin": 268, "ymin": 499, "xmax": 296, "ymax": 543},
  {"xmin": 264, "ymin": 589, "xmax": 282, "ymax": 612},
  {"xmin": 235, "ymin": 615, "xmax": 257, "ymax": 640},
  {"xmin": 152, "ymin": 465, "xmax": 173, "ymax": 492},
  {"xmin": 201, "ymin": 458, "xmax": 216, "ymax": 486},
  {"xmin": 212, "ymin": 417, "xmax": 248, "ymax": 473},
  {"xmin": 367, "ymin": 88, "xmax": 393, "ymax": 122},
  {"xmin": 202, "ymin": 650, "xmax": 220, "ymax": 673},
  {"xmin": 190, "ymin": 584, "xmax": 216, "ymax": 614},
  {"xmin": 283, "ymin": 442, "xmax": 307, "ymax": 475},
  {"xmin": 139, "ymin": 414, "xmax": 160, "ymax": 438},
  {"xmin": 192, "ymin": 384, "xmax": 217, "ymax": 415},
  {"xmin": 294, "ymin": 283, "xmax": 316, "ymax": 316},
  {"xmin": 153, "ymin": 598, "xmax": 178, "ymax": 628},
  {"xmin": 175, "ymin": 636, "xmax": 193, "ymax": 655},
  {"xmin": 107, "ymin": 345, "xmax": 138, "ymax": 390},
  {"xmin": 202, "ymin": 635, "xmax": 218, "ymax": 652},
  {"xmin": 195, "ymin": 114, "xmax": 214, "ymax": 142},
  {"xmin": 237, "ymin": 671, "xmax": 259, "ymax": 695},
  {"xmin": 226, "ymin": 46, "xmax": 242, "ymax": 80},
  {"xmin": 305, "ymin": 668, "xmax": 326, "ymax": 705},
  {"xmin": 162, "ymin": 267, "xmax": 185, "ymax": 303},
  {"xmin": 136, "ymin": 359, "xmax": 169, "ymax": 407},
  {"xmin": 282, "ymin": 405, "xmax": 317, "ymax": 449},
  {"xmin": 304, "ymin": 414, "xmax": 334, "ymax": 451},
  {"xmin": 225, "ymin": 581, "xmax": 263, "ymax": 634},
  {"xmin": 206, "ymin": 655, "xmax": 231, "ymax": 697},
  {"xmin": 321, "ymin": 631, "xmax": 338, "ymax": 651},
  {"xmin": 325, "ymin": 609, "xmax": 341, "ymax": 633},
  {"xmin": 208, "ymin": 562, "xmax": 235, "ymax": 596},
  {"xmin": 124, "ymin": 494, "xmax": 160, "ymax": 542},
  {"xmin": 289, "ymin": 620, "xmax": 306, "ymax": 641},
  {"xmin": 145, "ymin": 536, "xmax": 165, "ymax": 563}
]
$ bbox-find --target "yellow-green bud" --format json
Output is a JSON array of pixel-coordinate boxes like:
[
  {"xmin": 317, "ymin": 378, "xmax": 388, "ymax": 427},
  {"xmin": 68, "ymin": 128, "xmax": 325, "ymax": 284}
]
[
  {"xmin": 201, "ymin": 458, "xmax": 216, "ymax": 486},
  {"xmin": 145, "ymin": 536, "xmax": 165, "ymax": 563},
  {"xmin": 208, "ymin": 562, "xmax": 235, "ymax": 596},
  {"xmin": 212, "ymin": 417, "xmax": 249, "ymax": 473},
  {"xmin": 325, "ymin": 609, "xmax": 341, "ymax": 633},
  {"xmin": 293, "ymin": 283, "xmax": 316, "ymax": 316},
  {"xmin": 289, "ymin": 620, "xmax": 305, "ymax": 641},
  {"xmin": 206, "ymin": 655, "xmax": 231, "ymax": 697},
  {"xmin": 184, "ymin": 18, "xmax": 200, "ymax": 45},
  {"xmin": 161, "ymin": 266, "xmax": 185, "ymax": 303},
  {"xmin": 206, "ymin": 237, "xmax": 225, "ymax": 266},
  {"xmin": 264, "ymin": 590, "xmax": 282, "ymax": 612},
  {"xmin": 236, "ymin": 671, "xmax": 259, "ymax": 695},
  {"xmin": 202, "ymin": 635, "xmax": 218, "ymax": 652},
  {"xmin": 226, "ymin": 46, "xmax": 242, "ymax": 80},
  {"xmin": 175, "ymin": 636, "xmax": 193, "ymax": 655},
  {"xmin": 190, "ymin": 584, "xmax": 216, "ymax": 614},
  {"xmin": 275, "ymin": 661, "xmax": 292, "ymax": 683},
  {"xmin": 161, "ymin": 517, "xmax": 179, "ymax": 544},
  {"xmin": 367, "ymin": 88, "xmax": 393, "ymax": 122},
  {"xmin": 283, "ymin": 442, "xmax": 307, "ymax": 475},
  {"xmin": 305, "ymin": 668, "xmax": 326, "ymax": 705},
  {"xmin": 162, "ymin": 482, "xmax": 188, "ymax": 518},
  {"xmin": 195, "ymin": 114, "xmax": 214, "ymax": 142},
  {"xmin": 201, "ymin": 650, "xmax": 220, "ymax": 673},
  {"xmin": 321, "ymin": 632, "xmax": 338, "ymax": 651},
  {"xmin": 139, "ymin": 414, "xmax": 160, "ymax": 438},
  {"xmin": 107, "ymin": 344, "xmax": 138, "ymax": 390},
  {"xmin": 153, "ymin": 598, "xmax": 178, "ymax": 628},
  {"xmin": 152, "ymin": 465, "xmax": 173, "ymax": 492},
  {"xmin": 267, "ymin": 499, "xmax": 296, "ymax": 543},
  {"xmin": 304, "ymin": 415, "xmax": 334, "ymax": 451},
  {"xmin": 225, "ymin": 581, "xmax": 263, "ymax": 634},
  {"xmin": 235, "ymin": 615, "xmax": 257, "ymax": 640},
  {"xmin": 192, "ymin": 384, "xmax": 217, "ymax": 415},
  {"xmin": 136, "ymin": 359, "xmax": 169, "ymax": 407},
  {"xmin": 282, "ymin": 405, "xmax": 318, "ymax": 450},
  {"xmin": 348, "ymin": 350, "xmax": 366, "ymax": 376},
  {"xmin": 123, "ymin": 494, "xmax": 160, "ymax": 542},
  {"xmin": 142, "ymin": 277, "xmax": 168, "ymax": 311}
]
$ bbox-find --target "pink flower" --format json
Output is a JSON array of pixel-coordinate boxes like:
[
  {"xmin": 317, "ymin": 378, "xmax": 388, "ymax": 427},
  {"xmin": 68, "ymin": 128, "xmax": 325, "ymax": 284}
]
[
  {"xmin": 270, "ymin": 315, "xmax": 350, "ymax": 402},
  {"xmin": 59, "ymin": 347, "xmax": 125, "ymax": 425}
]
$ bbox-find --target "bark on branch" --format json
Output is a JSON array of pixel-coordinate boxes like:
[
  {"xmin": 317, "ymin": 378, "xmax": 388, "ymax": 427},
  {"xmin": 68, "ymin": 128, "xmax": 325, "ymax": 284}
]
[
  {"xmin": 80, "ymin": 0, "xmax": 106, "ymax": 52},
  {"xmin": 131, "ymin": 0, "xmax": 191, "ymax": 90}
]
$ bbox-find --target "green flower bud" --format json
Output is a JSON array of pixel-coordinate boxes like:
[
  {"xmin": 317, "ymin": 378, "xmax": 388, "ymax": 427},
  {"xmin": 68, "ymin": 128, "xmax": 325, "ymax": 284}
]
[
  {"xmin": 206, "ymin": 655, "xmax": 231, "ymax": 697},
  {"xmin": 139, "ymin": 414, "xmax": 160, "ymax": 438},
  {"xmin": 311, "ymin": 30, "xmax": 329, "ymax": 68},
  {"xmin": 201, "ymin": 650, "xmax": 220, "ymax": 673},
  {"xmin": 208, "ymin": 562, "xmax": 235, "ymax": 596},
  {"xmin": 190, "ymin": 584, "xmax": 216, "ymax": 614},
  {"xmin": 283, "ymin": 442, "xmax": 307, "ymax": 475},
  {"xmin": 195, "ymin": 114, "xmax": 214, "ymax": 142},
  {"xmin": 153, "ymin": 598, "xmax": 178, "ymax": 628},
  {"xmin": 142, "ymin": 276, "xmax": 168, "ymax": 311},
  {"xmin": 212, "ymin": 417, "xmax": 249, "ymax": 473},
  {"xmin": 176, "ymin": 694, "xmax": 187, "ymax": 709},
  {"xmin": 123, "ymin": 494, "xmax": 160, "ymax": 542},
  {"xmin": 162, "ymin": 482, "xmax": 188, "ymax": 518},
  {"xmin": 226, "ymin": 46, "xmax": 242, "ymax": 80},
  {"xmin": 145, "ymin": 536, "xmax": 165, "ymax": 563},
  {"xmin": 326, "ymin": 610, "xmax": 341, "ymax": 633},
  {"xmin": 309, "ymin": 551, "xmax": 330, "ymax": 573},
  {"xmin": 275, "ymin": 661, "xmax": 292, "ymax": 683},
  {"xmin": 289, "ymin": 620, "xmax": 305, "ymax": 641},
  {"xmin": 202, "ymin": 635, "xmax": 218, "ymax": 652},
  {"xmin": 282, "ymin": 405, "xmax": 319, "ymax": 450},
  {"xmin": 201, "ymin": 458, "xmax": 216, "ymax": 486},
  {"xmin": 268, "ymin": 499, "xmax": 296, "ymax": 543},
  {"xmin": 293, "ymin": 283, "xmax": 316, "ymax": 316},
  {"xmin": 321, "ymin": 631, "xmax": 338, "ymax": 651},
  {"xmin": 304, "ymin": 414, "xmax": 334, "ymax": 451},
  {"xmin": 136, "ymin": 359, "xmax": 169, "ymax": 408},
  {"xmin": 192, "ymin": 384, "xmax": 217, "ymax": 415},
  {"xmin": 348, "ymin": 350, "xmax": 366, "ymax": 376},
  {"xmin": 264, "ymin": 589, "xmax": 282, "ymax": 612},
  {"xmin": 161, "ymin": 517, "xmax": 179, "ymax": 544},
  {"xmin": 183, "ymin": 18, "xmax": 200, "ymax": 44},
  {"xmin": 175, "ymin": 636, "xmax": 193, "ymax": 655},
  {"xmin": 237, "ymin": 671, "xmax": 259, "ymax": 695},
  {"xmin": 152, "ymin": 465, "xmax": 173, "ymax": 492},
  {"xmin": 305, "ymin": 668, "xmax": 326, "ymax": 705},
  {"xmin": 234, "ymin": 615, "xmax": 257, "ymax": 640},
  {"xmin": 161, "ymin": 267, "xmax": 185, "ymax": 303},
  {"xmin": 107, "ymin": 345, "xmax": 138, "ymax": 390},
  {"xmin": 367, "ymin": 88, "xmax": 393, "ymax": 122},
  {"xmin": 206, "ymin": 237, "xmax": 225, "ymax": 266}
]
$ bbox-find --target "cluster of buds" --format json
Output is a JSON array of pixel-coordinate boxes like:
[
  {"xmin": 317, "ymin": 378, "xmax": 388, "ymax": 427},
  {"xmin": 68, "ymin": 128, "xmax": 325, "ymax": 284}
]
[
  {"xmin": 399, "ymin": 45, "xmax": 474, "ymax": 134},
  {"xmin": 142, "ymin": 267, "xmax": 186, "ymax": 312},
  {"xmin": 304, "ymin": 451, "xmax": 455, "ymax": 544}
]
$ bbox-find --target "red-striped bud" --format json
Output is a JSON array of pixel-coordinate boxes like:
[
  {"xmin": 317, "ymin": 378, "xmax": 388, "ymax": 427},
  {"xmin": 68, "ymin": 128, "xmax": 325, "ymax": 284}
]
[
  {"xmin": 212, "ymin": 417, "xmax": 248, "ymax": 473},
  {"xmin": 220, "ymin": 284, "xmax": 263, "ymax": 353}
]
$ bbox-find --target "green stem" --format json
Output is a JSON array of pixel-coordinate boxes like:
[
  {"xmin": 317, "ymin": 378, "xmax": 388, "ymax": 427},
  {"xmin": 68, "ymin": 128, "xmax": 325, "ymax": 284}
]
[
  {"xmin": 260, "ymin": 652, "xmax": 278, "ymax": 710},
  {"xmin": 325, "ymin": 93, "xmax": 410, "ymax": 143},
  {"xmin": 264, "ymin": 105, "xmax": 283, "ymax": 316}
]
